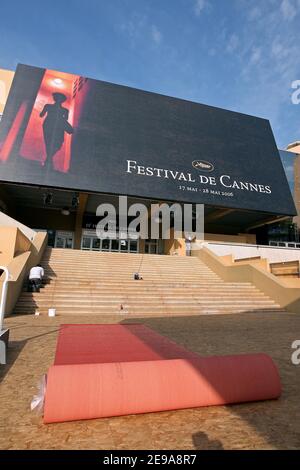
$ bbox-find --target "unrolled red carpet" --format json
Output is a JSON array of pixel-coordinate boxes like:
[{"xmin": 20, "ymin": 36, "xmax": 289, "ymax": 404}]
[{"xmin": 43, "ymin": 324, "xmax": 281, "ymax": 423}]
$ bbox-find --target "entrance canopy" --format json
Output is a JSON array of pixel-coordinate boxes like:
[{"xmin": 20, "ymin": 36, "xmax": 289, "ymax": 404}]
[{"xmin": 0, "ymin": 183, "xmax": 289, "ymax": 237}]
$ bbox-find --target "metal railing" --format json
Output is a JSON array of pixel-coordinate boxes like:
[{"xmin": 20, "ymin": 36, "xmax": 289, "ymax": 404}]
[{"xmin": 0, "ymin": 266, "xmax": 10, "ymax": 332}]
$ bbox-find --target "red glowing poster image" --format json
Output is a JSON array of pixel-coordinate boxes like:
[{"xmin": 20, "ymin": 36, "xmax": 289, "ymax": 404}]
[
  {"xmin": 0, "ymin": 67, "xmax": 88, "ymax": 173},
  {"xmin": 20, "ymin": 70, "xmax": 78, "ymax": 172}
]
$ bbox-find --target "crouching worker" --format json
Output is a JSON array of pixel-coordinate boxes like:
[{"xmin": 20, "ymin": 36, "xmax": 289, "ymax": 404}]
[{"xmin": 28, "ymin": 264, "xmax": 45, "ymax": 292}]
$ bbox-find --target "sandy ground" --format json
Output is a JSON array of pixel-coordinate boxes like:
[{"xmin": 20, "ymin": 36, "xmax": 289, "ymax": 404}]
[{"xmin": 0, "ymin": 311, "xmax": 300, "ymax": 450}]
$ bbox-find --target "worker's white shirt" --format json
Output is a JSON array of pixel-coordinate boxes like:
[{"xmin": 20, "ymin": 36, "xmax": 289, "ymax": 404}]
[{"xmin": 29, "ymin": 266, "xmax": 44, "ymax": 280}]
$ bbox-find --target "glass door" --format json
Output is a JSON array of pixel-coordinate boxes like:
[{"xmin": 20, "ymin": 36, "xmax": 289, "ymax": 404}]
[
  {"xmin": 145, "ymin": 239, "xmax": 158, "ymax": 254},
  {"xmin": 81, "ymin": 230, "xmax": 139, "ymax": 253},
  {"xmin": 81, "ymin": 236, "xmax": 92, "ymax": 250},
  {"xmin": 55, "ymin": 231, "xmax": 74, "ymax": 249},
  {"xmin": 92, "ymin": 237, "xmax": 101, "ymax": 250}
]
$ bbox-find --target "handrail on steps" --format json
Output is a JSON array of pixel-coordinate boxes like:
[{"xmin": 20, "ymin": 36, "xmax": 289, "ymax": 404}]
[{"xmin": 0, "ymin": 266, "xmax": 10, "ymax": 332}]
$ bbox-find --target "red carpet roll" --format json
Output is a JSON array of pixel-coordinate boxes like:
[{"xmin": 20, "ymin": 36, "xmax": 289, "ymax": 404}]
[{"xmin": 44, "ymin": 353, "xmax": 281, "ymax": 424}]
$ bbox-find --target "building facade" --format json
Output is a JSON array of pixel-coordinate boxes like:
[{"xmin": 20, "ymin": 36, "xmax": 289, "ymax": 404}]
[{"xmin": 0, "ymin": 64, "xmax": 296, "ymax": 254}]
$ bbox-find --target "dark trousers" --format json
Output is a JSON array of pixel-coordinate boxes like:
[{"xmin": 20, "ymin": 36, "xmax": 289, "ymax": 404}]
[{"xmin": 28, "ymin": 278, "xmax": 42, "ymax": 292}]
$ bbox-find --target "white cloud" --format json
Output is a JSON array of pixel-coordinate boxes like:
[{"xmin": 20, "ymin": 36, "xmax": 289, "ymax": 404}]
[
  {"xmin": 226, "ymin": 34, "xmax": 239, "ymax": 53},
  {"xmin": 194, "ymin": 0, "xmax": 207, "ymax": 16},
  {"xmin": 120, "ymin": 15, "xmax": 163, "ymax": 48},
  {"xmin": 120, "ymin": 13, "xmax": 147, "ymax": 42},
  {"xmin": 248, "ymin": 6, "xmax": 261, "ymax": 21},
  {"xmin": 280, "ymin": 0, "xmax": 297, "ymax": 21},
  {"xmin": 250, "ymin": 47, "xmax": 262, "ymax": 64},
  {"xmin": 151, "ymin": 25, "xmax": 162, "ymax": 45},
  {"xmin": 271, "ymin": 40, "xmax": 291, "ymax": 59},
  {"xmin": 235, "ymin": 3, "xmax": 300, "ymax": 146}
]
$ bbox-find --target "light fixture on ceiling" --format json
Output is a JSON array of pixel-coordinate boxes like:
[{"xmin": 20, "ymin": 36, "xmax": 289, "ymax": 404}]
[
  {"xmin": 72, "ymin": 193, "xmax": 79, "ymax": 208},
  {"xmin": 43, "ymin": 192, "xmax": 53, "ymax": 206},
  {"xmin": 61, "ymin": 207, "xmax": 70, "ymax": 216},
  {"xmin": 52, "ymin": 78, "xmax": 63, "ymax": 87}
]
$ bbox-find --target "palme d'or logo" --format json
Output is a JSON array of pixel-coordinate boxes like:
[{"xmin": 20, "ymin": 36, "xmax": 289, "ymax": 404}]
[{"xmin": 192, "ymin": 160, "xmax": 214, "ymax": 172}]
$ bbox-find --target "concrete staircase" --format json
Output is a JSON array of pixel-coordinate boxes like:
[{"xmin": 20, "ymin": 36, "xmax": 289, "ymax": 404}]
[{"xmin": 14, "ymin": 247, "xmax": 286, "ymax": 316}]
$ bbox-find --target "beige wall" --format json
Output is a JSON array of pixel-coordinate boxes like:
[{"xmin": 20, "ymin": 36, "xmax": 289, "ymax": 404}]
[
  {"xmin": 286, "ymin": 145, "xmax": 300, "ymax": 229},
  {"xmin": 0, "ymin": 227, "xmax": 18, "ymax": 264},
  {"xmin": 81, "ymin": 231, "xmax": 256, "ymax": 256},
  {"xmin": 164, "ymin": 228, "xmax": 186, "ymax": 256},
  {"xmin": 0, "ymin": 68, "xmax": 14, "ymax": 114},
  {"xmin": 193, "ymin": 246, "xmax": 300, "ymax": 313},
  {"xmin": 4, "ymin": 231, "xmax": 48, "ymax": 315},
  {"xmin": 0, "ymin": 226, "xmax": 31, "ymax": 264},
  {"xmin": 202, "ymin": 241, "xmax": 300, "ymax": 264},
  {"xmin": 0, "ymin": 226, "xmax": 48, "ymax": 316},
  {"xmin": 164, "ymin": 231, "xmax": 257, "ymax": 256},
  {"xmin": 0, "ymin": 210, "xmax": 36, "ymax": 241}
]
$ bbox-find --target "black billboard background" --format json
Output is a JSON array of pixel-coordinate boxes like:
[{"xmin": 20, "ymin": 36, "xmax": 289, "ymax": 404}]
[{"xmin": 0, "ymin": 63, "xmax": 296, "ymax": 216}]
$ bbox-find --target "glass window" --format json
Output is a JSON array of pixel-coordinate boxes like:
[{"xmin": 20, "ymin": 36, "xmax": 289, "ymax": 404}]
[
  {"xmin": 101, "ymin": 239, "xmax": 110, "ymax": 251},
  {"xmin": 278, "ymin": 242, "xmax": 286, "ymax": 247},
  {"xmin": 129, "ymin": 240, "xmax": 138, "ymax": 252},
  {"xmin": 92, "ymin": 238, "xmax": 100, "ymax": 250},
  {"xmin": 82, "ymin": 237, "xmax": 91, "ymax": 249},
  {"xmin": 111, "ymin": 239, "xmax": 119, "ymax": 251},
  {"xmin": 145, "ymin": 240, "xmax": 158, "ymax": 254},
  {"xmin": 47, "ymin": 230, "xmax": 56, "ymax": 247},
  {"xmin": 56, "ymin": 237, "xmax": 64, "ymax": 249},
  {"xmin": 120, "ymin": 240, "xmax": 129, "ymax": 251},
  {"xmin": 65, "ymin": 237, "xmax": 73, "ymax": 249},
  {"xmin": 288, "ymin": 243, "xmax": 295, "ymax": 248}
]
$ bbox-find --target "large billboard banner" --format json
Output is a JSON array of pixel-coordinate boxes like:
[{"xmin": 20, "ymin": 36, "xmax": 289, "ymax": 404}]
[{"xmin": 0, "ymin": 64, "xmax": 296, "ymax": 216}]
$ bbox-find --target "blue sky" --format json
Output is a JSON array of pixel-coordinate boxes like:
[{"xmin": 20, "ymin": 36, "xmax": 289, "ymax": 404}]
[{"xmin": 1, "ymin": 0, "xmax": 300, "ymax": 149}]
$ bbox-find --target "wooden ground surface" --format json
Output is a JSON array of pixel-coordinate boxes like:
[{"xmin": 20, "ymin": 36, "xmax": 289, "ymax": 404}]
[{"xmin": 0, "ymin": 312, "xmax": 300, "ymax": 450}]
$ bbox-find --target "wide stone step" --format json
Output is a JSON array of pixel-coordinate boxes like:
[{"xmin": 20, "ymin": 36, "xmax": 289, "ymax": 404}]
[
  {"xmin": 45, "ymin": 272, "xmax": 212, "ymax": 278},
  {"xmin": 13, "ymin": 307, "xmax": 286, "ymax": 316},
  {"xmin": 42, "ymin": 277, "xmax": 220, "ymax": 282},
  {"xmin": 13, "ymin": 247, "xmax": 286, "ymax": 317},
  {"xmin": 43, "ymin": 270, "xmax": 217, "ymax": 275},
  {"xmin": 31, "ymin": 279, "xmax": 255, "ymax": 286},
  {"xmin": 43, "ymin": 251, "xmax": 200, "ymax": 259},
  {"xmin": 44, "ymin": 263, "xmax": 206, "ymax": 268},
  {"xmin": 22, "ymin": 287, "xmax": 261, "ymax": 295},
  {"xmin": 44, "ymin": 265, "xmax": 210, "ymax": 271},
  {"xmin": 19, "ymin": 292, "xmax": 267, "ymax": 299},
  {"xmin": 17, "ymin": 288, "xmax": 273, "ymax": 297},
  {"xmin": 14, "ymin": 298, "xmax": 275, "ymax": 308},
  {"xmin": 45, "ymin": 269, "xmax": 209, "ymax": 272},
  {"xmin": 22, "ymin": 283, "xmax": 259, "ymax": 289},
  {"xmin": 16, "ymin": 302, "xmax": 277, "ymax": 309},
  {"xmin": 19, "ymin": 299, "xmax": 270, "ymax": 307},
  {"xmin": 22, "ymin": 286, "xmax": 260, "ymax": 293}
]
